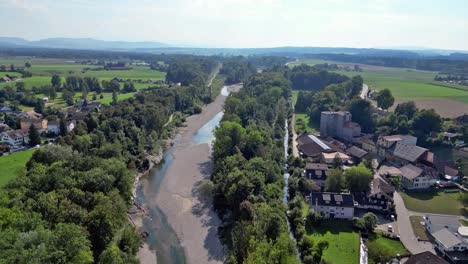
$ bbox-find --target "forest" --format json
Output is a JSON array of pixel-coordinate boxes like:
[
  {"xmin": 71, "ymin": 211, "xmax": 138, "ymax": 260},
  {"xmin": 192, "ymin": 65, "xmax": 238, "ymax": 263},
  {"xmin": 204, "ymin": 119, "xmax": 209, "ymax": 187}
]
[{"xmin": 211, "ymin": 70, "xmax": 299, "ymax": 263}]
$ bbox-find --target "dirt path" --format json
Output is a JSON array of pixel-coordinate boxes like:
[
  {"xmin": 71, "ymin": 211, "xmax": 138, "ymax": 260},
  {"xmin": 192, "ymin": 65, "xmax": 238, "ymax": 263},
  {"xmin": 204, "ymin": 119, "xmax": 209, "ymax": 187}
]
[
  {"xmin": 291, "ymin": 114, "xmax": 299, "ymax": 158},
  {"xmin": 154, "ymin": 84, "xmax": 241, "ymax": 264}
]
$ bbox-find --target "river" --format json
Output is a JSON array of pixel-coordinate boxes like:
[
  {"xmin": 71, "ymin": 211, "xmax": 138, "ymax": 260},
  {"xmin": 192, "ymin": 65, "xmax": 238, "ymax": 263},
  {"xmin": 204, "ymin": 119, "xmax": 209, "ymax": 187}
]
[{"xmin": 136, "ymin": 86, "xmax": 233, "ymax": 264}]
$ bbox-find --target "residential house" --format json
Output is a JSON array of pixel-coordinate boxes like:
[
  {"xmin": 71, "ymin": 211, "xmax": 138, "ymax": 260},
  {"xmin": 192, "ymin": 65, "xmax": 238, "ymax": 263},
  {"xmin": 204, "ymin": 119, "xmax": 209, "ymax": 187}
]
[
  {"xmin": 304, "ymin": 163, "xmax": 329, "ymax": 190},
  {"xmin": 431, "ymin": 227, "xmax": 468, "ymax": 263},
  {"xmin": 424, "ymin": 215, "xmax": 462, "ymax": 234},
  {"xmin": 81, "ymin": 101, "xmax": 101, "ymax": 112},
  {"xmin": 297, "ymin": 133, "xmax": 336, "ymax": 158},
  {"xmin": 400, "ymin": 164, "xmax": 437, "ymax": 190},
  {"xmin": 378, "ymin": 165, "xmax": 402, "ymax": 179},
  {"xmin": 405, "ymin": 251, "xmax": 448, "ymax": 264},
  {"xmin": 377, "ymin": 134, "xmax": 417, "ymax": 157},
  {"xmin": 0, "ymin": 124, "xmax": 11, "ymax": 134},
  {"xmin": 321, "ymin": 151, "xmax": 351, "ymax": 165},
  {"xmin": 1, "ymin": 129, "xmax": 29, "ymax": 147},
  {"xmin": 354, "ymin": 177, "xmax": 395, "ymax": 212},
  {"xmin": 20, "ymin": 118, "xmax": 48, "ymax": 132},
  {"xmin": 346, "ymin": 145, "xmax": 369, "ymax": 163},
  {"xmin": 47, "ymin": 121, "xmax": 60, "ymax": 135},
  {"xmin": 444, "ymin": 166, "xmax": 460, "ymax": 181},
  {"xmin": 0, "ymin": 76, "xmax": 11, "ymax": 82},
  {"xmin": 320, "ymin": 111, "xmax": 362, "ymax": 142},
  {"xmin": 390, "ymin": 142, "xmax": 434, "ymax": 166},
  {"xmin": 66, "ymin": 120, "xmax": 76, "ymax": 132},
  {"xmin": 0, "ymin": 105, "xmax": 12, "ymax": 112},
  {"xmin": 360, "ymin": 138, "xmax": 378, "ymax": 154},
  {"xmin": 310, "ymin": 192, "xmax": 355, "ymax": 220}
]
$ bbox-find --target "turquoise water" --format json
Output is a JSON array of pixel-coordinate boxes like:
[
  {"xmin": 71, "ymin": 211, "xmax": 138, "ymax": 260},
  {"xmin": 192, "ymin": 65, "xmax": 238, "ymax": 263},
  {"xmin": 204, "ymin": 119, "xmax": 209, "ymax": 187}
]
[{"xmin": 192, "ymin": 112, "xmax": 224, "ymax": 145}]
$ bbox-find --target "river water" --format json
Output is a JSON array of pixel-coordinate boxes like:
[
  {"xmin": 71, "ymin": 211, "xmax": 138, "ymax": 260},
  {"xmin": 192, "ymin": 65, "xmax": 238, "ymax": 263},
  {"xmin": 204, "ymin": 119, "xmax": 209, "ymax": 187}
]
[{"xmin": 136, "ymin": 87, "xmax": 229, "ymax": 264}]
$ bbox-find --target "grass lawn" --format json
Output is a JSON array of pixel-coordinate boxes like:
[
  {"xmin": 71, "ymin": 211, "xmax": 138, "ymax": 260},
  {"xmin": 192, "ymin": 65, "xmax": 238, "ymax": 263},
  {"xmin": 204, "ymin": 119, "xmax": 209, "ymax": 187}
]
[
  {"xmin": 305, "ymin": 220, "xmax": 360, "ymax": 264},
  {"xmin": 367, "ymin": 232, "xmax": 409, "ymax": 263},
  {"xmin": 0, "ymin": 149, "xmax": 35, "ymax": 187},
  {"xmin": 97, "ymin": 92, "xmax": 135, "ymax": 104},
  {"xmin": 295, "ymin": 113, "xmax": 318, "ymax": 134},
  {"xmin": 400, "ymin": 191, "xmax": 467, "ymax": 216},
  {"xmin": 409, "ymin": 215, "xmax": 431, "ymax": 241}
]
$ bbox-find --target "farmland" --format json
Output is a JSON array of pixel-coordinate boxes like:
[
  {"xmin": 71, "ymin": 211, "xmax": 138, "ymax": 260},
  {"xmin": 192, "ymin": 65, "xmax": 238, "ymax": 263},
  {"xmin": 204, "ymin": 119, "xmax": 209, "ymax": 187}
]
[
  {"xmin": 0, "ymin": 58, "xmax": 166, "ymax": 108},
  {"xmin": 289, "ymin": 59, "xmax": 468, "ymax": 116}
]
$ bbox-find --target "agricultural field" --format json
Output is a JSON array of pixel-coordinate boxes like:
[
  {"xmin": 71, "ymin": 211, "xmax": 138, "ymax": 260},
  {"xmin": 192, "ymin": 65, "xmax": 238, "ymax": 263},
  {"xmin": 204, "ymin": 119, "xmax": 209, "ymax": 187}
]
[
  {"xmin": 399, "ymin": 191, "xmax": 467, "ymax": 216},
  {"xmin": 0, "ymin": 58, "xmax": 165, "ymax": 108},
  {"xmin": 0, "ymin": 149, "xmax": 35, "ymax": 187},
  {"xmin": 290, "ymin": 59, "xmax": 468, "ymax": 117},
  {"xmin": 305, "ymin": 220, "xmax": 360, "ymax": 264}
]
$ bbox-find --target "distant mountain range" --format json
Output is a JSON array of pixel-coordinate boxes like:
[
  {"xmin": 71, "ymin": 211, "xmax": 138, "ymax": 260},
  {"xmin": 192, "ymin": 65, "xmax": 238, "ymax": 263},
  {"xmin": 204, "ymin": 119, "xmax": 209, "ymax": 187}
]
[
  {"xmin": 0, "ymin": 37, "xmax": 467, "ymax": 59},
  {"xmin": 0, "ymin": 37, "xmax": 170, "ymax": 50}
]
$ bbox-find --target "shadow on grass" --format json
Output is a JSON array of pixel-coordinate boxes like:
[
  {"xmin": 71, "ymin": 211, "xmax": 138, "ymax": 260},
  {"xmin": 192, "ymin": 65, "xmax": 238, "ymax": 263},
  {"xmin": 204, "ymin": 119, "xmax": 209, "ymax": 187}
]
[{"xmin": 306, "ymin": 219, "xmax": 354, "ymax": 236}]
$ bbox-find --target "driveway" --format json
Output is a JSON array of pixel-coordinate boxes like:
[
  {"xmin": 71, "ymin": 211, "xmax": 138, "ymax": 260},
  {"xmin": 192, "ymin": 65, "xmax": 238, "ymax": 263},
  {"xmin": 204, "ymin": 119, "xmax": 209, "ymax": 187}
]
[
  {"xmin": 394, "ymin": 192, "xmax": 435, "ymax": 254},
  {"xmin": 360, "ymin": 83, "xmax": 369, "ymax": 99},
  {"xmin": 291, "ymin": 114, "xmax": 299, "ymax": 158}
]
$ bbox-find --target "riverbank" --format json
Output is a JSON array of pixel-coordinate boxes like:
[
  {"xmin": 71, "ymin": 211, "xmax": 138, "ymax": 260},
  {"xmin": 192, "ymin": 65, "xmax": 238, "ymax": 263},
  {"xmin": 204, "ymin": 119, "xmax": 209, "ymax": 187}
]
[{"xmin": 138, "ymin": 84, "xmax": 241, "ymax": 264}]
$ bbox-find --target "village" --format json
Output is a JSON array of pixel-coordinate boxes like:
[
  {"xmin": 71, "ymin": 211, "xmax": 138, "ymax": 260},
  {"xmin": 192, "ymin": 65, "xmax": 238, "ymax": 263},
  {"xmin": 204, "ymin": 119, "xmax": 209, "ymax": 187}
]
[{"xmin": 289, "ymin": 109, "xmax": 468, "ymax": 263}]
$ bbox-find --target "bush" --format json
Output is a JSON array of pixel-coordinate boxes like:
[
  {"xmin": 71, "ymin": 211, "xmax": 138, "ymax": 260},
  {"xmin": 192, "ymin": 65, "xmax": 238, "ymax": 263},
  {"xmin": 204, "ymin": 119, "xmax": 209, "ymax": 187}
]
[{"xmin": 193, "ymin": 105, "xmax": 202, "ymax": 114}]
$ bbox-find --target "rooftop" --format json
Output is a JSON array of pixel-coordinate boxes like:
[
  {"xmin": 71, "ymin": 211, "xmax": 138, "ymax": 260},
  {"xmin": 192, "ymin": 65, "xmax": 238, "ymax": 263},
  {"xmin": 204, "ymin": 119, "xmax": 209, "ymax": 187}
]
[
  {"xmin": 391, "ymin": 142, "xmax": 427, "ymax": 163},
  {"xmin": 346, "ymin": 146, "xmax": 368, "ymax": 159},
  {"xmin": 305, "ymin": 163, "xmax": 329, "ymax": 171},
  {"xmin": 432, "ymin": 228, "xmax": 464, "ymax": 249},
  {"xmin": 400, "ymin": 164, "xmax": 423, "ymax": 180},
  {"xmin": 405, "ymin": 251, "xmax": 448, "ymax": 264},
  {"xmin": 322, "ymin": 151, "xmax": 351, "ymax": 160},
  {"xmin": 426, "ymin": 214, "xmax": 461, "ymax": 233},
  {"xmin": 310, "ymin": 192, "xmax": 354, "ymax": 208}
]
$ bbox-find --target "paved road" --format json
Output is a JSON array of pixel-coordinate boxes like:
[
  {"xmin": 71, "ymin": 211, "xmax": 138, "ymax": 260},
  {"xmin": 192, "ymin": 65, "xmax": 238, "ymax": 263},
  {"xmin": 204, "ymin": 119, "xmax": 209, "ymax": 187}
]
[{"xmin": 394, "ymin": 192, "xmax": 435, "ymax": 254}]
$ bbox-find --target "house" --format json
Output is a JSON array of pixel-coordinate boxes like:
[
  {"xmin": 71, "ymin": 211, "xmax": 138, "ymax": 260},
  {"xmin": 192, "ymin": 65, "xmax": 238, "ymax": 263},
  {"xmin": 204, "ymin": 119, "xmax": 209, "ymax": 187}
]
[
  {"xmin": 405, "ymin": 251, "xmax": 448, "ymax": 264},
  {"xmin": 297, "ymin": 133, "xmax": 336, "ymax": 158},
  {"xmin": 360, "ymin": 138, "xmax": 378, "ymax": 154},
  {"xmin": 304, "ymin": 163, "xmax": 329, "ymax": 190},
  {"xmin": 390, "ymin": 142, "xmax": 434, "ymax": 166},
  {"xmin": 66, "ymin": 120, "xmax": 76, "ymax": 132},
  {"xmin": 47, "ymin": 121, "xmax": 60, "ymax": 135},
  {"xmin": 0, "ymin": 76, "xmax": 11, "ymax": 82},
  {"xmin": 0, "ymin": 124, "xmax": 11, "ymax": 134},
  {"xmin": 81, "ymin": 101, "xmax": 101, "ymax": 112},
  {"xmin": 378, "ymin": 165, "xmax": 402, "ymax": 179},
  {"xmin": 20, "ymin": 119, "xmax": 48, "ymax": 132},
  {"xmin": 0, "ymin": 105, "xmax": 12, "ymax": 112},
  {"xmin": 346, "ymin": 146, "xmax": 369, "ymax": 163},
  {"xmin": 321, "ymin": 151, "xmax": 351, "ymax": 165},
  {"xmin": 400, "ymin": 164, "xmax": 437, "ymax": 189},
  {"xmin": 320, "ymin": 111, "xmax": 361, "ymax": 142},
  {"xmin": 309, "ymin": 192, "xmax": 355, "ymax": 220},
  {"xmin": 354, "ymin": 177, "xmax": 395, "ymax": 212},
  {"xmin": 424, "ymin": 215, "xmax": 462, "ymax": 234},
  {"xmin": 444, "ymin": 166, "xmax": 460, "ymax": 181},
  {"xmin": 1, "ymin": 129, "xmax": 29, "ymax": 147},
  {"xmin": 377, "ymin": 135, "xmax": 417, "ymax": 149},
  {"xmin": 432, "ymin": 227, "xmax": 468, "ymax": 263}
]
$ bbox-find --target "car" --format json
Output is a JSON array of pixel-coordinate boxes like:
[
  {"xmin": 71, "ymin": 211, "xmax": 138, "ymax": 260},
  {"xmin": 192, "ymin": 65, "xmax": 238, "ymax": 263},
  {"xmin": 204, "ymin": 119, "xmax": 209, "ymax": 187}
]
[
  {"xmin": 390, "ymin": 215, "xmax": 395, "ymax": 221},
  {"xmin": 387, "ymin": 225, "xmax": 393, "ymax": 232}
]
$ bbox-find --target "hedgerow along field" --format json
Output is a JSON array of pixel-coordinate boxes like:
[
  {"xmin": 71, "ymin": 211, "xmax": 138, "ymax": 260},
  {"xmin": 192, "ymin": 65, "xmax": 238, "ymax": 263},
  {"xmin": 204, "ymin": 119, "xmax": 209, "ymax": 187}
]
[{"xmin": 289, "ymin": 60, "xmax": 468, "ymax": 117}]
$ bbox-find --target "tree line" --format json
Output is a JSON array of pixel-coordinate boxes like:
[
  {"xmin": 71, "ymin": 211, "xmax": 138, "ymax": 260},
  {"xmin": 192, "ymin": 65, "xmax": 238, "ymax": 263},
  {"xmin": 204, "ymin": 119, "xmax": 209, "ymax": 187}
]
[{"xmin": 211, "ymin": 71, "xmax": 299, "ymax": 263}]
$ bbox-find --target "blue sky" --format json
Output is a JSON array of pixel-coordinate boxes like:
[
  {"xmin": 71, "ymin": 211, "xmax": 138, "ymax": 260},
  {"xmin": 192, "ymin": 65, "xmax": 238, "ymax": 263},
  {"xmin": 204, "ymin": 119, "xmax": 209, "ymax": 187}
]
[{"xmin": 1, "ymin": 0, "xmax": 467, "ymax": 50}]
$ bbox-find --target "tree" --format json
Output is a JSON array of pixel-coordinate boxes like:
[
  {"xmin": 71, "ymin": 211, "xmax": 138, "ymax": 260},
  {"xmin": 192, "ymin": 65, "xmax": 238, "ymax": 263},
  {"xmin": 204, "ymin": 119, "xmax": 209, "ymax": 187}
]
[
  {"xmin": 395, "ymin": 101, "xmax": 417, "ymax": 119},
  {"xmin": 51, "ymin": 74, "xmax": 61, "ymax": 88},
  {"xmin": 412, "ymin": 109, "xmax": 442, "ymax": 138},
  {"xmin": 123, "ymin": 82, "xmax": 136, "ymax": 93},
  {"xmin": 375, "ymin": 89, "xmax": 394, "ymax": 110},
  {"xmin": 25, "ymin": 62, "xmax": 31, "ymax": 68},
  {"xmin": 15, "ymin": 81, "xmax": 25, "ymax": 92},
  {"xmin": 28, "ymin": 124, "xmax": 41, "ymax": 146},
  {"xmin": 111, "ymin": 90, "xmax": 118, "ymax": 105},
  {"xmin": 348, "ymin": 98, "xmax": 374, "ymax": 133},
  {"xmin": 344, "ymin": 164, "xmax": 373, "ymax": 192},
  {"xmin": 305, "ymin": 209, "xmax": 323, "ymax": 228},
  {"xmin": 59, "ymin": 119, "xmax": 67, "ymax": 137},
  {"xmin": 325, "ymin": 169, "xmax": 344, "ymax": 193},
  {"xmin": 332, "ymin": 153, "xmax": 343, "ymax": 169}
]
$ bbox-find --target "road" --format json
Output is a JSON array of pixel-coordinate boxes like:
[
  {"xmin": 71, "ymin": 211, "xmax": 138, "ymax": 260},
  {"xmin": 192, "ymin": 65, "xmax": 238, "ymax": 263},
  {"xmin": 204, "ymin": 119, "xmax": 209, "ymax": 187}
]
[
  {"xmin": 360, "ymin": 83, "xmax": 369, "ymax": 99},
  {"xmin": 393, "ymin": 192, "xmax": 435, "ymax": 254}
]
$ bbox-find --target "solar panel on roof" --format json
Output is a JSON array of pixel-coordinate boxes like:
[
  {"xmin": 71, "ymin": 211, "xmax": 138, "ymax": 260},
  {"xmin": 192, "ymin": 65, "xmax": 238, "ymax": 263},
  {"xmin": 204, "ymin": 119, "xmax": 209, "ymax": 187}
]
[
  {"xmin": 322, "ymin": 194, "xmax": 331, "ymax": 201},
  {"xmin": 334, "ymin": 195, "xmax": 343, "ymax": 202},
  {"xmin": 308, "ymin": 135, "xmax": 330, "ymax": 150}
]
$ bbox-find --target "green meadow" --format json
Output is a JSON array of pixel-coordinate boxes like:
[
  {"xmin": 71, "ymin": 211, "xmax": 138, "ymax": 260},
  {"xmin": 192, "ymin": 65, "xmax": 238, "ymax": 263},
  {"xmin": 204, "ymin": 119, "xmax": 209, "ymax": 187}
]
[
  {"xmin": 0, "ymin": 149, "xmax": 35, "ymax": 187},
  {"xmin": 290, "ymin": 59, "xmax": 468, "ymax": 104}
]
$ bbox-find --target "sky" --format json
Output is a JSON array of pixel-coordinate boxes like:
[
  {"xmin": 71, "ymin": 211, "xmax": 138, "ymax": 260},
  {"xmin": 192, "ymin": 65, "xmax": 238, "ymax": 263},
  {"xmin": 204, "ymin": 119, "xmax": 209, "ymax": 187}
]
[{"xmin": 1, "ymin": 0, "xmax": 468, "ymax": 50}]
